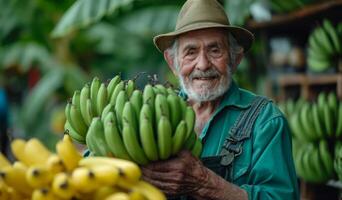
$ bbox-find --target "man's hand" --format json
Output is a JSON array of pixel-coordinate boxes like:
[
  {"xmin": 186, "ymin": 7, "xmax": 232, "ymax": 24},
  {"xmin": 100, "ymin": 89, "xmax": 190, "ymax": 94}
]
[{"xmin": 141, "ymin": 150, "xmax": 209, "ymax": 197}]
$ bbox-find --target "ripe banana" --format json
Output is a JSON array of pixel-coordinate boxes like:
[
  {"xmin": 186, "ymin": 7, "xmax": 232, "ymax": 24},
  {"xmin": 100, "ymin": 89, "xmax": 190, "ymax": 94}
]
[
  {"xmin": 32, "ymin": 187, "xmax": 58, "ymax": 200},
  {"xmin": 26, "ymin": 165, "xmax": 53, "ymax": 188},
  {"xmin": 171, "ymin": 120, "xmax": 187, "ymax": 155},
  {"xmin": 130, "ymin": 180, "xmax": 166, "ymax": 200},
  {"xmin": 23, "ymin": 138, "xmax": 52, "ymax": 166},
  {"xmin": 139, "ymin": 106, "xmax": 159, "ymax": 161},
  {"xmin": 90, "ymin": 77, "xmax": 101, "ymax": 116},
  {"xmin": 10, "ymin": 139, "xmax": 29, "ymax": 165},
  {"xmin": 107, "ymin": 75, "xmax": 121, "ymax": 98},
  {"xmin": 104, "ymin": 113, "xmax": 132, "ymax": 160},
  {"xmin": 52, "ymin": 172, "xmax": 76, "ymax": 199},
  {"xmin": 46, "ymin": 154, "xmax": 66, "ymax": 174},
  {"xmin": 0, "ymin": 153, "xmax": 11, "ymax": 168},
  {"xmin": 71, "ymin": 167, "xmax": 99, "ymax": 193},
  {"xmin": 80, "ymin": 84, "xmax": 91, "ymax": 126},
  {"xmin": 88, "ymin": 165, "xmax": 120, "ymax": 186},
  {"xmin": 97, "ymin": 83, "xmax": 108, "ymax": 116},
  {"xmin": 105, "ymin": 192, "xmax": 130, "ymax": 200},
  {"xmin": 78, "ymin": 157, "xmax": 141, "ymax": 183},
  {"xmin": 122, "ymin": 118, "xmax": 149, "ymax": 165},
  {"xmin": 157, "ymin": 116, "xmax": 172, "ymax": 160},
  {"xmin": 56, "ymin": 134, "xmax": 82, "ymax": 172}
]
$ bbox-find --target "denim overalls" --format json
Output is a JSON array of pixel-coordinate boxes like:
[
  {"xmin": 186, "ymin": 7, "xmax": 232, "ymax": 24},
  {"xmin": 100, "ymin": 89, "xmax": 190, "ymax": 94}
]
[{"xmin": 171, "ymin": 96, "xmax": 269, "ymax": 200}]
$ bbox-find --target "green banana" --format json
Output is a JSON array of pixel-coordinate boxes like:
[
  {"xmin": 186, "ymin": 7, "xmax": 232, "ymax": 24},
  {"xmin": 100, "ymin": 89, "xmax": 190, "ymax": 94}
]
[
  {"xmin": 130, "ymin": 90, "xmax": 143, "ymax": 123},
  {"xmin": 115, "ymin": 90, "xmax": 128, "ymax": 130},
  {"xmin": 311, "ymin": 103, "xmax": 325, "ymax": 139},
  {"xmin": 155, "ymin": 94, "xmax": 170, "ymax": 125},
  {"xmin": 167, "ymin": 94, "xmax": 182, "ymax": 132},
  {"xmin": 310, "ymin": 144, "xmax": 328, "ymax": 183},
  {"xmin": 299, "ymin": 103, "xmax": 317, "ymax": 141},
  {"xmin": 157, "ymin": 116, "xmax": 172, "ymax": 160},
  {"xmin": 90, "ymin": 77, "xmax": 101, "ymax": 116},
  {"xmin": 327, "ymin": 92, "xmax": 337, "ymax": 117},
  {"xmin": 318, "ymin": 140, "xmax": 334, "ymax": 179},
  {"xmin": 184, "ymin": 106, "xmax": 196, "ymax": 139},
  {"xmin": 107, "ymin": 75, "xmax": 121, "ymax": 98},
  {"xmin": 184, "ymin": 131, "xmax": 197, "ymax": 150},
  {"xmin": 122, "ymin": 117, "xmax": 149, "ymax": 165},
  {"xmin": 154, "ymin": 84, "xmax": 168, "ymax": 96},
  {"xmin": 143, "ymin": 84, "xmax": 155, "ymax": 124},
  {"xmin": 301, "ymin": 146, "xmax": 316, "ymax": 182},
  {"xmin": 323, "ymin": 103, "xmax": 334, "ymax": 137},
  {"xmin": 64, "ymin": 121, "xmax": 86, "ymax": 144},
  {"xmin": 191, "ymin": 138, "xmax": 203, "ymax": 158},
  {"xmin": 323, "ymin": 19, "xmax": 341, "ymax": 54},
  {"xmin": 103, "ymin": 112, "xmax": 132, "ymax": 160},
  {"xmin": 179, "ymin": 98, "xmax": 188, "ymax": 117},
  {"xmin": 315, "ymin": 27, "xmax": 334, "ymax": 56},
  {"xmin": 126, "ymin": 80, "xmax": 136, "ymax": 98},
  {"xmin": 86, "ymin": 117, "xmax": 109, "ymax": 157},
  {"xmin": 172, "ymin": 120, "xmax": 187, "ymax": 155},
  {"xmin": 167, "ymin": 87, "xmax": 177, "ymax": 96},
  {"xmin": 289, "ymin": 112, "xmax": 307, "ymax": 141},
  {"xmin": 80, "ymin": 84, "xmax": 91, "ymax": 126},
  {"xmin": 139, "ymin": 107, "xmax": 159, "ymax": 161},
  {"xmin": 307, "ymin": 56, "xmax": 331, "ymax": 72},
  {"xmin": 110, "ymin": 81, "xmax": 125, "ymax": 105},
  {"xmin": 69, "ymin": 104, "xmax": 87, "ymax": 137},
  {"xmin": 122, "ymin": 102, "xmax": 138, "ymax": 133},
  {"xmin": 85, "ymin": 98, "xmax": 94, "ymax": 127},
  {"xmin": 294, "ymin": 144, "xmax": 306, "ymax": 179},
  {"xmin": 336, "ymin": 102, "xmax": 342, "ymax": 138},
  {"xmin": 96, "ymin": 83, "xmax": 108, "ymax": 115},
  {"xmin": 101, "ymin": 103, "xmax": 114, "ymax": 122}
]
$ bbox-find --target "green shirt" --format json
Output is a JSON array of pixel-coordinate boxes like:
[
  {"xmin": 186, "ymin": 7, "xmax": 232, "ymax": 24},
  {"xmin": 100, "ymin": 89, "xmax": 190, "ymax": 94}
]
[{"xmin": 198, "ymin": 81, "xmax": 299, "ymax": 200}]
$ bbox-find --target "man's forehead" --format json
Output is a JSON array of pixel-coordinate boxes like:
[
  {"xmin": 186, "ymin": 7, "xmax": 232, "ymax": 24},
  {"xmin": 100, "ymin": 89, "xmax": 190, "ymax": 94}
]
[{"xmin": 178, "ymin": 28, "xmax": 227, "ymax": 47}]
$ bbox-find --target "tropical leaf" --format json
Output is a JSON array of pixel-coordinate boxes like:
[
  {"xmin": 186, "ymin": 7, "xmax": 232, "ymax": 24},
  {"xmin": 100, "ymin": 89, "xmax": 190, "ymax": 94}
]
[{"xmin": 21, "ymin": 68, "xmax": 64, "ymax": 128}]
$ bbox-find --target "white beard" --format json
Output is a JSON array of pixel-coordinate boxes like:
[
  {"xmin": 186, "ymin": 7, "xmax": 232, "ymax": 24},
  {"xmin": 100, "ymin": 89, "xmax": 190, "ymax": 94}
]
[{"xmin": 179, "ymin": 66, "xmax": 232, "ymax": 102}]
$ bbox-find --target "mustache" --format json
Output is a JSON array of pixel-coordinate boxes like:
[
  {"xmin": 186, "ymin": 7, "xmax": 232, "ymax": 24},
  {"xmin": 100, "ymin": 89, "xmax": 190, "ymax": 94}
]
[{"xmin": 189, "ymin": 68, "xmax": 221, "ymax": 80}]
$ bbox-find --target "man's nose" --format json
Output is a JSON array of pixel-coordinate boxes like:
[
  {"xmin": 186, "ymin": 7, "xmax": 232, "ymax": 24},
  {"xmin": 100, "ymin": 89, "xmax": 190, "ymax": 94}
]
[{"xmin": 196, "ymin": 51, "xmax": 211, "ymax": 71}]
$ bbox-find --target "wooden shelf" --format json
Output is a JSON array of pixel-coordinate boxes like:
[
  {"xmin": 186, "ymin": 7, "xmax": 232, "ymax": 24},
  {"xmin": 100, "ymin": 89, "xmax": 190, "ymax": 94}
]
[
  {"xmin": 277, "ymin": 73, "xmax": 342, "ymax": 101},
  {"xmin": 246, "ymin": 0, "xmax": 342, "ymax": 37}
]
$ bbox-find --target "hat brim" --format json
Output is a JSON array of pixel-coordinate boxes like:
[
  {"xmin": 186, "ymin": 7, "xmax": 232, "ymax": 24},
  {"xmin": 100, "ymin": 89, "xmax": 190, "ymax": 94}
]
[{"xmin": 153, "ymin": 22, "xmax": 254, "ymax": 53}]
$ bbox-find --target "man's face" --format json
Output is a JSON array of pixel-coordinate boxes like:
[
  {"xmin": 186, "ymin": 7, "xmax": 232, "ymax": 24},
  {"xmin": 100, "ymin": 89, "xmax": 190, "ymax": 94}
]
[{"xmin": 177, "ymin": 28, "xmax": 232, "ymax": 102}]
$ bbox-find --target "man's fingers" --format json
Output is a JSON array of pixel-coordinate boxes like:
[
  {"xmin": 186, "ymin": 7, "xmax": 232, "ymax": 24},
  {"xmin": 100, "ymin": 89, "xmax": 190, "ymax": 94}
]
[{"xmin": 142, "ymin": 167, "xmax": 184, "ymax": 182}]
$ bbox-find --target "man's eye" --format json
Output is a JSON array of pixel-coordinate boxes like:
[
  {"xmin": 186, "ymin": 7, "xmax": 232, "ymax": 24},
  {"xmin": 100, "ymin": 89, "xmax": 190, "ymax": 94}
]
[{"xmin": 209, "ymin": 47, "xmax": 223, "ymax": 57}]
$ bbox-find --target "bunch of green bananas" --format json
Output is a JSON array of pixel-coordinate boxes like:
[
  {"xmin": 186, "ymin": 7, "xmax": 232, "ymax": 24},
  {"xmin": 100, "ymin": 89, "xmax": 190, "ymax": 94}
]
[
  {"xmin": 307, "ymin": 19, "xmax": 342, "ymax": 73},
  {"xmin": 285, "ymin": 92, "xmax": 342, "ymax": 141},
  {"xmin": 65, "ymin": 75, "xmax": 202, "ymax": 165},
  {"xmin": 0, "ymin": 135, "xmax": 166, "ymax": 200},
  {"xmin": 293, "ymin": 140, "xmax": 335, "ymax": 183}
]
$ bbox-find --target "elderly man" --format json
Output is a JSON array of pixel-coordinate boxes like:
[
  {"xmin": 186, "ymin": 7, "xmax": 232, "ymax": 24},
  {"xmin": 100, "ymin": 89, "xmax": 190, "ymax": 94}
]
[{"xmin": 141, "ymin": 0, "xmax": 299, "ymax": 200}]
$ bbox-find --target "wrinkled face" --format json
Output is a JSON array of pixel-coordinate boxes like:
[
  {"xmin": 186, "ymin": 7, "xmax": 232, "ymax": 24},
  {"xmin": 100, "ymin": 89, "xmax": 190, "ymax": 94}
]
[{"xmin": 177, "ymin": 28, "xmax": 232, "ymax": 102}]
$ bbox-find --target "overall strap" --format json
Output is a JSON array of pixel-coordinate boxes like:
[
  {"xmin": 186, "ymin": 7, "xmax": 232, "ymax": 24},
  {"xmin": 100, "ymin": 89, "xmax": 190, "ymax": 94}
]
[{"xmin": 219, "ymin": 96, "xmax": 269, "ymax": 179}]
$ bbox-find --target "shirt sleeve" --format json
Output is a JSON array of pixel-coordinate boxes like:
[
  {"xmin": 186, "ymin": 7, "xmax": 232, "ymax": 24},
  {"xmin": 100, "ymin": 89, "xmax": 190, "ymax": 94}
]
[{"xmin": 240, "ymin": 116, "xmax": 300, "ymax": 200}]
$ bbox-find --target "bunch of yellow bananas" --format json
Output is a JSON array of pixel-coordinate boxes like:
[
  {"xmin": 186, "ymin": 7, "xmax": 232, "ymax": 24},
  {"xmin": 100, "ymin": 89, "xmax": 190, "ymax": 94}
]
[
  {"xmin": 0, "ymin": 135, "xmax": 166, "ymax": 200},
  {"xmin": 65, "ymin": 75, "xmax": 202, "ymax": 165}
]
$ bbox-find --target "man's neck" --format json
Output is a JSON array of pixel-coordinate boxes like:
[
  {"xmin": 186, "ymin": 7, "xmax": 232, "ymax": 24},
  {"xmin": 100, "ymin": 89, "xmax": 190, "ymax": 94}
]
[{"xmin": 189, "ymin": 96, "xmax": 223, "ymax": 135}]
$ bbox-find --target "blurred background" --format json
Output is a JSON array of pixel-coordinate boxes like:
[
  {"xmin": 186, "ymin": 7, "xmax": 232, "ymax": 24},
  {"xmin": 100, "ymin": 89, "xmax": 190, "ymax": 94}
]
[{"xmin": 0, "ymin": 0, "xmax": 341, "ymax": 199}]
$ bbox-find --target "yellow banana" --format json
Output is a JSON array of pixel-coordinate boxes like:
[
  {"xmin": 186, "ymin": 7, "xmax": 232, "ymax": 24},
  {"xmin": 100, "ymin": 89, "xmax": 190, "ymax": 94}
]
[
  {"xmin": 89, "ymin": 165, "xmax": 120, "ymax": 186},
  {"xmin": 107, "ymin": 75, "xmax": 121, "ymax": 98},
  {"xmin": 90, "ymin": 77, "xmax": 101, "ymax": 116},
  {"xmin": 104, "ymin": 113, "xmax": 132, "ymax": 160},
  {"xmin": 10, "ymin": 139, "xmax": 29, "ymax": 165},
  {"xmin": 131, "ymin": 180, "xmax": 166, "ymax": 200},
  {"xmin": 80, "ymin": 84, "xmax": 91, "ymax": 126},
  {"xmin": 70, "ymin": 167, "xmax": 99, "ymax": 193},
  {"xmin": 110, "ymin": 81, "xmax": 125, "ymax": 105},
  {"xmin": 0, "ymin": 153, "xmax": 11, "ymax": 169},
  {"xmin": 97, "ymin": 83, "xmax": 108, "ymax": 115},
  {"xmin": 0, "ymin": 179, "xmax": 10, "ymax": 200},
  {"xmin": 129, "ymin": 190, "xmax": 147, "ymax": 200},
  {"xmin": 26, "ymin": 165, "xmax": 53, "ymax": 188},
  {"xmin": 0, "ymin": 162, "xmax": 32, "ymax": 196},
  {"xmin": 122, "ymin": 117, "xmax": 149, "ymax": 165},
  {"xmin": 32, "ymin": 187, "xmax": 58, "ymax": 200},
  {"xmin": 157, "ymin": 116, "xmax": 172, "ymax": 160},
  {"xmin": 139, "ymin": 105, "xmax": 159, "ymax": 161},
  {"xmin": 56, "ymin": 134, "xmax": 82, "ymax": 172},
  {"xmin": 23, "ymin": 138, "xmax": 52, "ymax": 166},
  {"xmin": 172, "ymin": 120, "xmax": 187, "ymax": 155},
  {"xmin": 46, "ymin": 154, "xmax": 66, "ymax": 174},
  {"xmin": 105, "ymin": 192, "xmax": 130, "ymax": 200},
  {"xmin": 78, "ymin": 157, "xmax": 141, "ymax": 183},
  {"xmin": 52, "ymin": 172, "xmax": 77, "ymax": 199},
  {"xmin": 125, "ymin": 80, "xmax": 136, "ymax": 98},
  {"xmin": 93, "ymin": 186, "xmax": 119, "ymax": 200}
]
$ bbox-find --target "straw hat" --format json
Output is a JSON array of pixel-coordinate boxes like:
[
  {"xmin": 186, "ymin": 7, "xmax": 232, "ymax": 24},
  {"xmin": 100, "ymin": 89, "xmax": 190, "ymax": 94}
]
[{"xmin": 153, "ymin": 0, "xmax": 254, "ymax": 53}]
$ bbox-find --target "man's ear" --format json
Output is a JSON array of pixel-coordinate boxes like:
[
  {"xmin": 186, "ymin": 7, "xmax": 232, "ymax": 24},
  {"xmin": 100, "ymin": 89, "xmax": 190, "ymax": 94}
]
[
  {"xmin": 164, "ymin": 50, "xmax": 178, "ymax": 75},
  {"xmin": 231, "ymin": 52, "xmax": 244, "ymax": 73}
]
